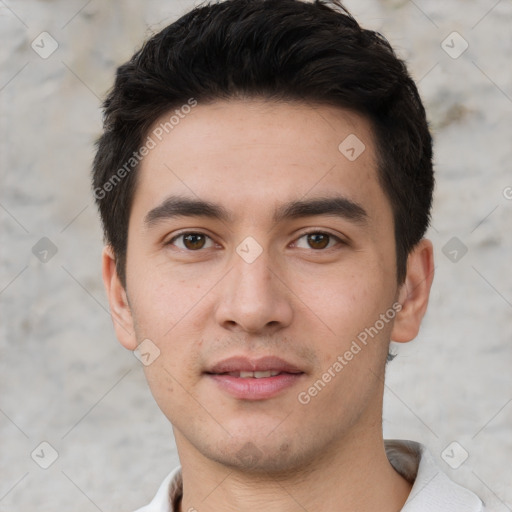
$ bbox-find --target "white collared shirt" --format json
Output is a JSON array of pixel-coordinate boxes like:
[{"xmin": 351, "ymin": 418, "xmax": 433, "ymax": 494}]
[{"xmin": 134, "ymin": 440, "xmax": 484, "ymax": 511}]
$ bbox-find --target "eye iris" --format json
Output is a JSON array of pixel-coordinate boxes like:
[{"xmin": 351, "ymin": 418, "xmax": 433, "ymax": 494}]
[
  {"xmin": 308, "ymin": 233, "xmax": 329, "ymax": 249},
  {"xmin": 184, "ymin": 233, "xmax": 206, "ymax": 250}
]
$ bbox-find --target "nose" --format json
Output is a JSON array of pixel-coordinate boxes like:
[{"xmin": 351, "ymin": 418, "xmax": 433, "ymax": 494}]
[{"xmin": 214, "ymin": 248, "xmax": 294, "ymax": 334}]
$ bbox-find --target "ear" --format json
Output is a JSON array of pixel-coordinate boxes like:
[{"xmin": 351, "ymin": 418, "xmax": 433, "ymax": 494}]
[
  {"xmin": 391, "ymin": 238, "xmax": 435, "ymax": 343},
  {"xmin": 102, "ymin": 245, "xmax": 138, "ymax": 350}
]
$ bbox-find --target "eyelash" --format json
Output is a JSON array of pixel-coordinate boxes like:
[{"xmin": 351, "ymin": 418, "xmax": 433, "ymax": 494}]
[{"xmin": 166, "ymin": 230, "xmax": 345, "ymax": 252}]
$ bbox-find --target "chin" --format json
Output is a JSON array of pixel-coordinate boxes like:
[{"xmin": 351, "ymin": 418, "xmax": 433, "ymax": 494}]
[
  {"xmin": 214, "ymin": 443, "xmax": 298, "ymax": 475},
  {"xmin": 200, "ymin": 431, "xmax": 320, "ymax": 477}
]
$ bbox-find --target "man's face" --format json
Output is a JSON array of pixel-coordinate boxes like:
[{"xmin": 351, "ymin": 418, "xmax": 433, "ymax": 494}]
[{"xmin": 117, "ymin": 100, "xmax": 402, "ymax": 472}]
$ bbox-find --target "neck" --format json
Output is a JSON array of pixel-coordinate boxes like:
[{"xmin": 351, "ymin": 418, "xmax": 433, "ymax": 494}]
[{"xmin": 176, "ymin": 429, "xmax": 412, "ymax": 512}]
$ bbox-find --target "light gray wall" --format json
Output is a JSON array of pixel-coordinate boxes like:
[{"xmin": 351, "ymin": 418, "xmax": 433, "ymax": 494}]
[{"xmin": 1, "ymin": 0, "xmax": 511, "ymax": 510}]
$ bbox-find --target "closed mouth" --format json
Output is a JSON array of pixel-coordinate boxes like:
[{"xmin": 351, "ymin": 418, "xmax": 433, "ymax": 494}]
[{"xmin": 214, "ymin": 370, "xmax": 302, "ymax": 378}]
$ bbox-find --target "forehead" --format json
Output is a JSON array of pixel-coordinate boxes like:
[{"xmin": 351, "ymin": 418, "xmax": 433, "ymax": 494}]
[{"xmin": 131, "ymin": 99, "xmax": 389, "ymax": 226}]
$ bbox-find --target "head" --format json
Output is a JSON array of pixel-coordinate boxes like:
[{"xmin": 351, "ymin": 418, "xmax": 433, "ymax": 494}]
[{"xmin": 95, "ymin": 0, "xmax": 434, "ymax": 474}]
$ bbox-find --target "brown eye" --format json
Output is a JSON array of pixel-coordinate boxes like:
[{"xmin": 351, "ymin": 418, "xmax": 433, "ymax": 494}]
[
  {"xmin": 294, "ymin": 231, "xmax": 342, "ymax": 250},
  {"xmin": 168, "ymin": 232, "xmax": 214, "ymax": 251},
  {"xmin": 307, "ymin": 233, "xmax": 330, "ymax": 249},
  {"xmin": 183, "ymin": 233, "xmax": 206, "ymax": 250}
]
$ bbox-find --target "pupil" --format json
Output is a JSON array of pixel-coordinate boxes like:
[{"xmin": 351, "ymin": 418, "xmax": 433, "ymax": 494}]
[
  {"xmin": 308, "ymin": 233, "xmax": 329, "ymax": 249},
  {"xmin": 185, "ymin": 234, "xmax": 205, "ymax": 249}
]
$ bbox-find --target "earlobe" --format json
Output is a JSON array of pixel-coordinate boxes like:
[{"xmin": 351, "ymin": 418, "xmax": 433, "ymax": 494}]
[
  {"xmin": 101, "ymin": 245, "xmax": 138, "ymax": 350},
  {"xmin": 391, "ymin": 239, "xmax": 435, "ymax": 343}
]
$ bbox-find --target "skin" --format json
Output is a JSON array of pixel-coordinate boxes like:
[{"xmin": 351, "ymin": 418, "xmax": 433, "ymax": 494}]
[{"xmin": 102, "ymin": 99, "xmax": 434, "ymax": 512}]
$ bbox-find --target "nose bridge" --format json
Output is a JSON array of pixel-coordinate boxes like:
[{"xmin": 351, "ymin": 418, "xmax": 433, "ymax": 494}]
[
  {"xmin": 215, "ymin": 241, "xmax": 293, "ymax": 332},
  {"xmin": 231, "ymin": 243, "xmax": 275, "ymax": 306}
]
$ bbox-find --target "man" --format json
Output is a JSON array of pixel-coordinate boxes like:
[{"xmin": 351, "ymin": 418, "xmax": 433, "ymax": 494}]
[{"xmin": 92, "ymin": 0, "xmax": 484, "ymax": 510}]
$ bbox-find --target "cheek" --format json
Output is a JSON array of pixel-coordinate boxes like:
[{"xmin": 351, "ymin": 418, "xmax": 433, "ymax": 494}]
[
  {"xmin": 301, "ymin": 264, "xmax": 383, "ymax": 318},
  {"xmin": 128, "ymin": 266, "xmax": 199, "ymax": 338},
  {"xmin": 297, "ymin": 264, "xmax": 395, "ymax": 358}
]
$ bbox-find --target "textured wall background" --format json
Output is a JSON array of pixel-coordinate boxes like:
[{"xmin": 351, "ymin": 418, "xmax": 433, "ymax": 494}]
[{"xmin": 1, "ymin": 0, "xmax": 511, "ymax": 510}]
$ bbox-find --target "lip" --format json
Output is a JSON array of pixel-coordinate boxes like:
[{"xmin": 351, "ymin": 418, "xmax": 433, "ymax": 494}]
[
  {"xmin": 205, "ymin": 355, "xmax": 305, "ymax": 401},
  {"xmin": 207, "ymin": 355, "xmax": 303, "ymax": 374}
]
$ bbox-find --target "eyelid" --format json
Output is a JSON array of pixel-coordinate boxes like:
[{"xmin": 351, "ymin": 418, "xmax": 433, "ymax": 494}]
[
  {"xmin": 166, "ymin": 230, "xmax": 217, "ymax": 250},
  {"xmin": 291, "ymin": 229, "xmax": 347, "ymax": 249}
]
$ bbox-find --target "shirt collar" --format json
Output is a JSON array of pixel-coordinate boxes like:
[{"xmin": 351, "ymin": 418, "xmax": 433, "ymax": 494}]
[{"xmin": 386, "ymin": 440, "xmax": 484, "ymax": 511}]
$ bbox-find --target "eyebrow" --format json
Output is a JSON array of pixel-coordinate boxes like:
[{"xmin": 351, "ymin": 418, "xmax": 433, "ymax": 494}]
[{"xmin": 144, "ymin": 194, "xmax": 368, "ymax": 228}]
